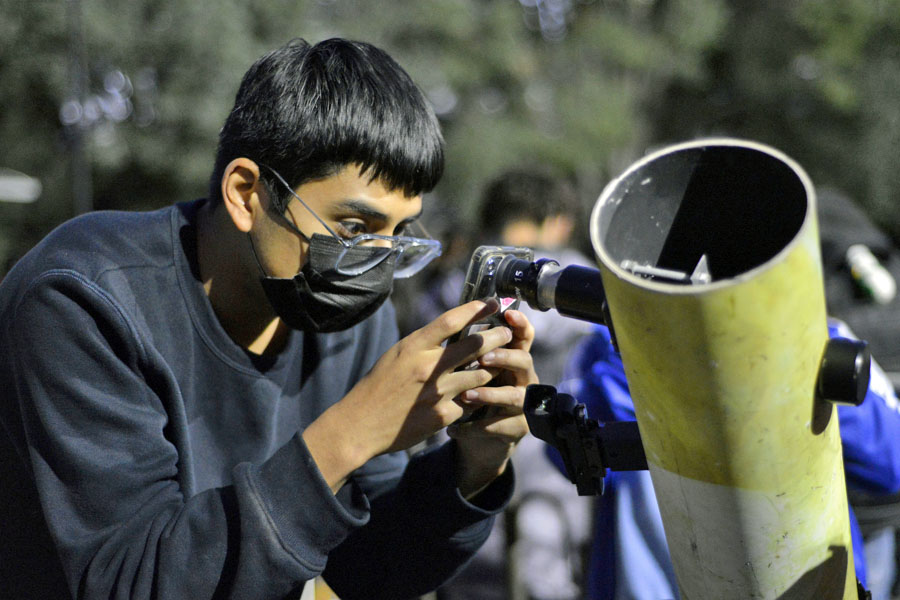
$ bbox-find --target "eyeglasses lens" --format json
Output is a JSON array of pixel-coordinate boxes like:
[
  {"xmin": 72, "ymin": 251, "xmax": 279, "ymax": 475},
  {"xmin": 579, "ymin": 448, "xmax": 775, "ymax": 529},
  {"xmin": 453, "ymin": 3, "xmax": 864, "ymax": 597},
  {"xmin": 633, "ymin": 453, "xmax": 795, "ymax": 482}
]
[{"xmin": 335, "ymin": 245, "xmax": 393, "ymax": 276}]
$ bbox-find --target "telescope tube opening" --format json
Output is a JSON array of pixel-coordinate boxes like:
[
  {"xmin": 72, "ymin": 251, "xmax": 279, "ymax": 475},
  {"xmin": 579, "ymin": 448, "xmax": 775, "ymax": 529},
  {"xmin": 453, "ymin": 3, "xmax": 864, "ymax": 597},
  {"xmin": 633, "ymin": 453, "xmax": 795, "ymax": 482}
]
[{"xmin": 596, "ymin": 142, "xmax": 808, "ymax": 285}]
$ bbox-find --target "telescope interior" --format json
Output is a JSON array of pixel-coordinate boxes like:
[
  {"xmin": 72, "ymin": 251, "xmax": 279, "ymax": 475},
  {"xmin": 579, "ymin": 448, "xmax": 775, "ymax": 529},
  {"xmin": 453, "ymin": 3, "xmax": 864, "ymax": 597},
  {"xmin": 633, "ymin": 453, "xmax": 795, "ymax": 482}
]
[{"xmin": 599, "ymin": 145, "xmax": 809, "ymax": 285}]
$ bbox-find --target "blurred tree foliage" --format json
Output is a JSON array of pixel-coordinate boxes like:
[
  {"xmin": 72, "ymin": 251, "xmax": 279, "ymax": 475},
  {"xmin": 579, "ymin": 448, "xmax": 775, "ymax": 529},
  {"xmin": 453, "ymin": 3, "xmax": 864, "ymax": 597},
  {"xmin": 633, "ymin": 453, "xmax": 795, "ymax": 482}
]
[
  {"xmin": 649, "ymin": 0, "xmax": 900, "ymax": 238},
  {"xmin": 0, "ymin": 0, "xmax": 898, "ymax": 271}
]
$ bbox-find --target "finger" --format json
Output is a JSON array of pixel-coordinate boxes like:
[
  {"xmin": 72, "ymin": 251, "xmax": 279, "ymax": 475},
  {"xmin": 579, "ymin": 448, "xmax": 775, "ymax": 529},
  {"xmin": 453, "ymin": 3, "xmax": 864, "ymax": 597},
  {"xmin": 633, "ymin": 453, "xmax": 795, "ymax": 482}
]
[
  {"xmin": 445, "ymin": 325, "xmax": 514, "ymax": 371},
  {"xmin": 414, "ymin": 298, "xmax": 501, "ymax": 348},
  {"xmin": 444, "ymin": 367, "xmax": 500, "ymax": 404},
  {"xmin": 478, "ymin": 347, "xmax": 534, "ymax": 375},
  {"xmin": 458, "ymin": 385, "xmax": 525, "ymax": 412},
  {"xmin": 434, "ymin": 397, "xmax": 466, "ymax": 425},
  {"xmin": 413, "ymin": 325, "xmax": 511, "ymax": 396},
  {"xmin": 501, "ymin": 309, "xmax": 535, "ymax": 351},
  {"xmin": 447, "ymin": 412, "xmax": 529, "ymax": 440}
]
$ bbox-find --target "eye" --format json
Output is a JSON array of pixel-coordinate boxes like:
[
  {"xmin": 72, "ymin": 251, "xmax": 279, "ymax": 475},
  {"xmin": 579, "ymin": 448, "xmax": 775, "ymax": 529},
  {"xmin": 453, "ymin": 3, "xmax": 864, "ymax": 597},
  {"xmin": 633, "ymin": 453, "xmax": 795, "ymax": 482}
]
[{"xmin": 335, "ymin": 220, "xmax": 369, "ymax": 238}]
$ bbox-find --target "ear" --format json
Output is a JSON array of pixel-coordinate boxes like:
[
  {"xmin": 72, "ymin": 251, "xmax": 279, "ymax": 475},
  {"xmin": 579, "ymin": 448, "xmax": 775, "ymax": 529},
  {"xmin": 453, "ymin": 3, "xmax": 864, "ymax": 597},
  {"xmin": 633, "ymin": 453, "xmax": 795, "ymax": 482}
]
[{"xmin": 221, "ymin": 158, "xmax": 263, "ymax": 233}]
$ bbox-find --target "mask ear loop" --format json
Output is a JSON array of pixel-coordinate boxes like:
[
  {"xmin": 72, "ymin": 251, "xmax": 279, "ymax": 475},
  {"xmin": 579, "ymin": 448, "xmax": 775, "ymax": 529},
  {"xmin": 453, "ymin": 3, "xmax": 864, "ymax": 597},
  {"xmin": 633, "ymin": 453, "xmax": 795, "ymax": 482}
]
[{"xmin": 249, "ymin": 170, "xmax": 312, "ymax": 279}]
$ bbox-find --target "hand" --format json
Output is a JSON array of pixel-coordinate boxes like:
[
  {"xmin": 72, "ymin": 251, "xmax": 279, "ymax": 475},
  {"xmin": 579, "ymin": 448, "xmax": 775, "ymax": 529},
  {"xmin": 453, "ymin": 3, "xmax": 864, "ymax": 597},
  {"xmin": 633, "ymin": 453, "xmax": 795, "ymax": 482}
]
[
  {"xmin": 302, "ymin": 299, "xmax": 521, "ymax": 492},
  {"xmin": 447, "ymin": 307, "xmax": 538, "ymax": 499}
]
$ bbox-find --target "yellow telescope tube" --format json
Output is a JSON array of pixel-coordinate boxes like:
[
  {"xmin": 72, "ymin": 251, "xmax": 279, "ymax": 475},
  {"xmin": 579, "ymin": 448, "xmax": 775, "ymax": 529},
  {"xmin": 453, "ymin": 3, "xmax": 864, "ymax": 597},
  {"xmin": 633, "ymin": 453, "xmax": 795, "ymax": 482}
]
[{"xmin": 590, "ymin": 139, "xmax": 856, "ymax": 598}]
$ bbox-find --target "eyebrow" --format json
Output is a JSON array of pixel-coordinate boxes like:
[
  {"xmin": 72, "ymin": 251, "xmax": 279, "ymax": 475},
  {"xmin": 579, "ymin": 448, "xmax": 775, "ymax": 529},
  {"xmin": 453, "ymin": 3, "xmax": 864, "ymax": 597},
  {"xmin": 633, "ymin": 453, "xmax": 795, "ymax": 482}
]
[{"xmin": 335, "ymin": 199, "xmax": 423, "ymax": 226}]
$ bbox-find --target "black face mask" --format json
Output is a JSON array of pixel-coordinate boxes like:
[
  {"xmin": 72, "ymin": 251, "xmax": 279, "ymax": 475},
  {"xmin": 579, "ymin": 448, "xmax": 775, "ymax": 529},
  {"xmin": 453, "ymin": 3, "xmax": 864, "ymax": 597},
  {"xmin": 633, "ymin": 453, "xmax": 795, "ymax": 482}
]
[{"xmin": 253, "ymin": 234, "xmax": 396, "ymax": 333}]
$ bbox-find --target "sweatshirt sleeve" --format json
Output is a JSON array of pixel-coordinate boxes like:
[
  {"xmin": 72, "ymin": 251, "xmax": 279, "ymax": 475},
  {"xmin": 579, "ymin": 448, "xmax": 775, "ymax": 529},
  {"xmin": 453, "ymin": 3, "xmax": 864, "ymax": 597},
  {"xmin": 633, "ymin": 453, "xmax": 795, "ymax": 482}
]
[
  {"xmin": 1, "ymin": 271, "xmax": 372, "ymax": 599},
  {"xmin": 322, "ymin": 440, "xmax": 514, "ymax": 600},
  {"xmin": 300, "ymin": 298, "xmax": 514, "ymax": 599}
]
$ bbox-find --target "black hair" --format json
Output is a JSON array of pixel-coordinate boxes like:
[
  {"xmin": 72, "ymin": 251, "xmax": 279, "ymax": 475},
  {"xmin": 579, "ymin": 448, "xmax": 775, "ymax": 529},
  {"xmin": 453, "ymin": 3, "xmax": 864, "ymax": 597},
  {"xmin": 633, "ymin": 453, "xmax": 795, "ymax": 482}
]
[
  {"xmin": 478, "ymin": 168, "xmax": 579, "ymax": 237},
  {"xmin": 209, "ymin": 38, "xmax": 444, "ymax": 208}
]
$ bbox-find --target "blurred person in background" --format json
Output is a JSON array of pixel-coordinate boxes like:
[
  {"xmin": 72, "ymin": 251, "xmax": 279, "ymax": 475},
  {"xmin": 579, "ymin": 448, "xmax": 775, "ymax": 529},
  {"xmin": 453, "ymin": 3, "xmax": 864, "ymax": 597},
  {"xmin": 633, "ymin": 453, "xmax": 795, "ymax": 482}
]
[
  {"xmin": 423, "ymin": 168, "xmax": 594, "ymax": 600},
  {"xmin": 819, "ymin": 188, "xmax": 900, "ymax": 600},
  {"xmin": 0, "ymin": 38, "xmax": 539, "ymax": 600},
  {"xmin": 476, "ymin": 169, "xmax": 596, "ymax": 386},
  {"xmin": 553, "ymin": 187, "xmax": 900, "ymax": 600}
]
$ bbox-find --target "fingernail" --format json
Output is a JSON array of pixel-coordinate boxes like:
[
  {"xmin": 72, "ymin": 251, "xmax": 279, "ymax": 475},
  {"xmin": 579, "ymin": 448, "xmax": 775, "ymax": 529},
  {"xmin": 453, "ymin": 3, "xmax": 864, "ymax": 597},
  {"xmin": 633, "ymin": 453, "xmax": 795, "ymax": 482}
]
[
  {"xmin": 463, "ymin": 390, "xmax": 479, "ymax": 401},
  {"xmin": 482, "ymin": 352, "xmax": 495, "ymax": 363}
]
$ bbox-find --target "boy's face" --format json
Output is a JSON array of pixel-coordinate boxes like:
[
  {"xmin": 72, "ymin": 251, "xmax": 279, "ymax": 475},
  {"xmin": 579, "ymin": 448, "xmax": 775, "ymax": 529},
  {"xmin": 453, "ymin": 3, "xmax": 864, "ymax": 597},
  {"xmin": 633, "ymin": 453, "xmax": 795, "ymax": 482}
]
[{"xmin": 255, "ymin": 165, "xmax": 424, "ymax": 280}]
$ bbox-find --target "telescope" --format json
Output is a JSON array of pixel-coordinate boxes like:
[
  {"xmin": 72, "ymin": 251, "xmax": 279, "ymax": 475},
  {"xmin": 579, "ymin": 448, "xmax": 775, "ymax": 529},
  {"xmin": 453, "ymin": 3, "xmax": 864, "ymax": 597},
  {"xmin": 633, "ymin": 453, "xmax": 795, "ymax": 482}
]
[{"xmin": 478, "ymin": 139, "xmax": 872, "ymax": 599}]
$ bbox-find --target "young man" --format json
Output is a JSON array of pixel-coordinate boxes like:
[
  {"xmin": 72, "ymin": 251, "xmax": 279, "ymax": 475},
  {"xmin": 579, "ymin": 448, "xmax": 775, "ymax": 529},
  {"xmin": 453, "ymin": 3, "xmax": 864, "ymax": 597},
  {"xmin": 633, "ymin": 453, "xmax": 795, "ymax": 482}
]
[{"xmin": 0, "ymin": 39, "xmax": 536, "ymax": 599}]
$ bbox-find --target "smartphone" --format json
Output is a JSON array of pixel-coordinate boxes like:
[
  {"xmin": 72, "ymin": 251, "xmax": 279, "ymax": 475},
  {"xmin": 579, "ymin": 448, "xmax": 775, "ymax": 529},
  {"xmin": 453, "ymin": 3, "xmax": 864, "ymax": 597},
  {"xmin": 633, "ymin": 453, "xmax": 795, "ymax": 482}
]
[
  {"xmin": 448, "ymin": 245, "xmax": 534, "ymax": 343},
  {"xmin": 450, "ymin": 245, "xmax": 534, "ymax": 422}
]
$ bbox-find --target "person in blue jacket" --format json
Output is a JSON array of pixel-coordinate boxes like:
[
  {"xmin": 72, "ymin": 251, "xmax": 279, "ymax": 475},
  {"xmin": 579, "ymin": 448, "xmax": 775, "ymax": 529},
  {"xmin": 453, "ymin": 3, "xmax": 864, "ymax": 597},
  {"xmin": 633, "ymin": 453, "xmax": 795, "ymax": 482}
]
[
  {"xmin": 555, "ymin": 320, "xmax": 900, "ymax": 599},
  {"xmin": 0, "ymin": 38, "xmax": 537, "ymax": 599}
]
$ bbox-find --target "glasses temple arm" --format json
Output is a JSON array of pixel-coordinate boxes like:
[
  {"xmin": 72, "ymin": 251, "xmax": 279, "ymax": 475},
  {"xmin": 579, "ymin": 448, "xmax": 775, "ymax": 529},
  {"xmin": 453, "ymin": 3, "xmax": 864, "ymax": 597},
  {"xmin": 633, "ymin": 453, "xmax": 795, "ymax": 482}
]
[{"xmin": 262, "ymin": 165, "xmax": 351, "ymax": 248}]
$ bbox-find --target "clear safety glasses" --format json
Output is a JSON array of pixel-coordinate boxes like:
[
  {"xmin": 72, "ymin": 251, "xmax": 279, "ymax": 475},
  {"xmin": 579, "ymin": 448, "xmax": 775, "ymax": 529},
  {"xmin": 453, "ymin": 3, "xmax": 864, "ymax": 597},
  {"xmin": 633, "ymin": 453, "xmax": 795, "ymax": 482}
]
[{"xmin": 264, "ymin": 166, "xmax": 442, "ymax": 279}]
